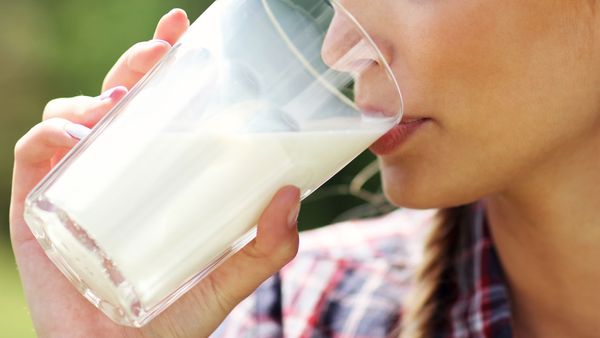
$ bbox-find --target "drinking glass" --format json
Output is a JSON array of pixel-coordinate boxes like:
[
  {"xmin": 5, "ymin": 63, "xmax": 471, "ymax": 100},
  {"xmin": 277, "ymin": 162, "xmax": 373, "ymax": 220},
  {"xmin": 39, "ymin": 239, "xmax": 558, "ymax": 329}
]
[{"xmin": 24, "ymin": 0, "xmax": 402, "ymax": 327}]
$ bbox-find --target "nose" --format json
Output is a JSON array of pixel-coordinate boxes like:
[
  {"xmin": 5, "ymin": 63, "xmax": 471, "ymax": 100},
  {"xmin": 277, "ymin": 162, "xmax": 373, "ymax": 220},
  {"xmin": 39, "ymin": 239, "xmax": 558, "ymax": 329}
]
[
  {"xmin": 321, "ymin": 5, "xmax": 391, "ymax": 74},
  {"xmin": 319, "ymin": 1, "xmax": 401, "ymax": 120}
]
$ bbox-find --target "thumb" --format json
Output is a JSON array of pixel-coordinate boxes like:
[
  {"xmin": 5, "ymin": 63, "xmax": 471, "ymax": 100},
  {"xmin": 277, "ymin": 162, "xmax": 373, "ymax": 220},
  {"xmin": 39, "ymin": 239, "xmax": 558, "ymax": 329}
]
[
  {"xmin": 159, "ymin": 185, "xmax": 301, "ymax": 334},
  {"xmin": 136, "ymin": 186, "xmax": 301, "ymax": 336},
  {"xmin": 210, "ymin": 185, "xmax": 301, "ymax": 307}
]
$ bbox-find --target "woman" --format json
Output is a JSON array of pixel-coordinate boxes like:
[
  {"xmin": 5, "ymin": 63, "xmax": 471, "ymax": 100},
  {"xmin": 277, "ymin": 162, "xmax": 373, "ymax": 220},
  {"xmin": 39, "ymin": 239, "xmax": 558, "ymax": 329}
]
[{"xmin": 9, "ymin": 1, "xmax": 600, "ymax": 337}]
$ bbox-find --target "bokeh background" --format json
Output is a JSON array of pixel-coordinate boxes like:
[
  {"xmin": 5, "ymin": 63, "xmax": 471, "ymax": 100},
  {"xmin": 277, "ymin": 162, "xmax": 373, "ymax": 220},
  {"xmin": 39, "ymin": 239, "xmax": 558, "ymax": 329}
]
[{"xmin": 0, "ymin": 1, "xmax": 393, "ymax": 336}]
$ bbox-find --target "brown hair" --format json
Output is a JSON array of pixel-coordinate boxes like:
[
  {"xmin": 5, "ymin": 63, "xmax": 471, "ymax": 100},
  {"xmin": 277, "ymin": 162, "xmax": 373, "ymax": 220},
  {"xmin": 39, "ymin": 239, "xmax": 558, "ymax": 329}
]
[{"xmin": 398, "ymin": 205, "xmax": 474, "ymax": 338}]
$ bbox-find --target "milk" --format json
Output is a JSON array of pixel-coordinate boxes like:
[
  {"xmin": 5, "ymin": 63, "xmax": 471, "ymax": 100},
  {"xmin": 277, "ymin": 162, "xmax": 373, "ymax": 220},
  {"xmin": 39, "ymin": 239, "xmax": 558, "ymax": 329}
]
[
  {"xmin": 39, "ymin": 106, "xmax": 383, "ymax": 316},
  {"xmin": 22, "ymin": 0, "xmax": 403, "ymax": 325}
]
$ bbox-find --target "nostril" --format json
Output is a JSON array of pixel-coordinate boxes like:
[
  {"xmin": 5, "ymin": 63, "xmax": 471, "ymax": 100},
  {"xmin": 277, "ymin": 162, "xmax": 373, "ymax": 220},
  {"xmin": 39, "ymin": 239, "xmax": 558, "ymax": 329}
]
[
  {"xmin": 370, "ymin": 38, "xmax": 394, "ymax": 70},
  {"xmin": 344, "ymin": 59, "xmax": 377, "ymax": 75}
]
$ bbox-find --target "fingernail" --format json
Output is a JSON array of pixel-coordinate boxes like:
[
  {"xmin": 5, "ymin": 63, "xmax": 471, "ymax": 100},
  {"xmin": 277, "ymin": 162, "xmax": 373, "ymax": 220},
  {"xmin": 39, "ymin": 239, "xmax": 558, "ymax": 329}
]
[
  {"xmin": 149, "ymin": 39, "xmax": 172, "ymax": 47},
  {"xmin": 64, "ymin": 122, "xmax": 91, "ymax": 140},
  {"xmin": 99, "ymin": 86, "xmax": 127, "ymax": 101},
  {"xmin": 287, "ymin": 200, "xmax": 301, "ymax": 229}
]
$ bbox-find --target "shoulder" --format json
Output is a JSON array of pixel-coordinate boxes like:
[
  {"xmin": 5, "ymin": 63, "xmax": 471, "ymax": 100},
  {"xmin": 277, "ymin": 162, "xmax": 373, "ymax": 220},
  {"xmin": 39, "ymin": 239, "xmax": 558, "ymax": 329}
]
[{"xmin": 213, "ymin": 208, "xmax": 438, "ymax": 338}]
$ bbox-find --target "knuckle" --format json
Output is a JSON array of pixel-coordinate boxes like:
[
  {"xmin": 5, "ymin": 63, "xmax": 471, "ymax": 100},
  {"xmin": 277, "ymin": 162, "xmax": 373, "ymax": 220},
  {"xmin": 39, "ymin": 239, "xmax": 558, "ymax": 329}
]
[
  {"xmin": 44, "ymin": 96, "xmax": 94, "ymax": 122},
  {"xmin": 130, "ymin": 41, "xmax": 150, "ymax": 57},
  {"xmin": 14, "ymin": 136, "xmax": 27, "ymax": 159},
  {"xmin": 277, "ymin": 236, "xmax": 300, "ymax": 263},
  {"xmin": 103, "ymin": 41, "xmax": 146, "ymax": 89},
  {"xmin": 248, "ymin": 236, "xmax": 299, "ymax": 271},
  {"xmin": 42, "ymin": 98, "xmax": 63, "ymax": 119},
  {"xmin": 13, "ymin": 122, "xmax": 43, "ymax": 159},
  {"xmin": 71, "ymin": 96, "xmax": 90, "ymax": 117},
  {"xmin": 131, "ymin": 41, "xmax": 146, "ymax": 50},
  {"xmin": 101, "ymin": 76, "xmax": 114, "ymax": 92},
  {"xmin": 125, "ymin": 42, "xmax": 147, "ymax": 73}
]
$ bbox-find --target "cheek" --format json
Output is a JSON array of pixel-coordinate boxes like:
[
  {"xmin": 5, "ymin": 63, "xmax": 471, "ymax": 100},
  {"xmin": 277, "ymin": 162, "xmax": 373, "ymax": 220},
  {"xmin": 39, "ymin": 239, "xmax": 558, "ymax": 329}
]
[
  {"xmin": 386, "ymin": 1, "xmax": 586, "ymax": 121},
  {"xmin": 375, "ymin": 3, "xmax": 516, "ymax": 208},
  {"xmin": 376, "ymin": 1, "xmax": 600, "ymax": 208},
  {"xmin": 390, "ymin": 2, "xmax": 522, "ymax": 117}
]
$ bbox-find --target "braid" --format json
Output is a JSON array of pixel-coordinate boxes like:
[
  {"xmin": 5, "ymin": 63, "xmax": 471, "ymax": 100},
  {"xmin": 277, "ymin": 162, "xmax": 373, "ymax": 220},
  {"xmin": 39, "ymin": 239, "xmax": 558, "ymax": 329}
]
[{"xmin": 399, "ymin": 205, "xmax": 472, "ymax": 338}]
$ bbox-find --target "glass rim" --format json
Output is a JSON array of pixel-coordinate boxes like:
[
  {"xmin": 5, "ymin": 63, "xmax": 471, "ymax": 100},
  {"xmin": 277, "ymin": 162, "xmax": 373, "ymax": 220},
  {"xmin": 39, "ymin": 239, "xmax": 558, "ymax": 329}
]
[{"xmin": 262, "ymin": 0, "xmax": 404, "ymax": 122}]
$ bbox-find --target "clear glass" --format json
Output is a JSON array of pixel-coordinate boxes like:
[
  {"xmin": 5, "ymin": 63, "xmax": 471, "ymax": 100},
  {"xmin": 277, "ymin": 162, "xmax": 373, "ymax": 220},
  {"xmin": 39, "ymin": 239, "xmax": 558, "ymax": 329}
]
[{"xmin": 24, "ymin": 0, "xmax": 402, "ymax": 327}]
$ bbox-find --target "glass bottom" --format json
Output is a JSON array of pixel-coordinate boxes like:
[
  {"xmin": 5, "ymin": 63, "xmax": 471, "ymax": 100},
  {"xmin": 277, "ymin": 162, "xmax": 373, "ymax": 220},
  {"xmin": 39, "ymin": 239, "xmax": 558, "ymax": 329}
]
[{"xmin": 23, "ymin": 194, "xmax": 257, "ymax": 327}]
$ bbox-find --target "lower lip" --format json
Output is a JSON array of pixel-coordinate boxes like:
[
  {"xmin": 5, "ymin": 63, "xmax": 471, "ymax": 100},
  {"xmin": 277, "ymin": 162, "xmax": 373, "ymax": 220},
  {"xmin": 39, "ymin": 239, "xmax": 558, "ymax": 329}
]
[{"xmin": 369, "ymin": 118, "xmax": 430, "ymax": 155}]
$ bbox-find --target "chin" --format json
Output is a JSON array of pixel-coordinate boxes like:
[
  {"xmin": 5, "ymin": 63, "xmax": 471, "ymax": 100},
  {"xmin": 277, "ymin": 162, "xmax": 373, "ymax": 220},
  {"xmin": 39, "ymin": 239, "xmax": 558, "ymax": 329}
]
[
  {"xmin": 379, "ymin": 164, "xmax": 480, "ymax": 210},
  {"xmin": 380, "ymin": 168, "xmax": 435, "ymax": 209},
  {"xmin": 382, "ymin": 180, "xmax": 442, "ymax": 209}
]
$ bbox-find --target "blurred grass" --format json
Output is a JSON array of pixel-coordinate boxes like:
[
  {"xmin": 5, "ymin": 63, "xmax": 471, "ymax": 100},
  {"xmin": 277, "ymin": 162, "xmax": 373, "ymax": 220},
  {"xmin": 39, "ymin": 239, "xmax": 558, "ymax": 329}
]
[
  {"xmin": 0, "ymin": 0, "xmax": 391, "ymax": 334},
  {"xmin": 0, "ymin": 244, "xmax": 35, "ymax": 337}
]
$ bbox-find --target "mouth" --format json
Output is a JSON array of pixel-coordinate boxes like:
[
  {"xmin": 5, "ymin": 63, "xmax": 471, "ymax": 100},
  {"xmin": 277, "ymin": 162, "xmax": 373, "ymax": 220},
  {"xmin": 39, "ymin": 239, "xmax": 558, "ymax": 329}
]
[
  {"xmin": 400, "ymin": 116, "xmax": 427, "ymax": 124},
  {"xmin": 368, "ymin": 115, "xmax": 431, "ymax": 155}
]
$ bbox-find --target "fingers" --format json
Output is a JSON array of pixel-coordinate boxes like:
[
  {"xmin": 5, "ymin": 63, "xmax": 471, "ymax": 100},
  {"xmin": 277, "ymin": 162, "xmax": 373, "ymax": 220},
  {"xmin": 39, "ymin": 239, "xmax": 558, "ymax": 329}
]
[
  {"xmin": 10, "ymin": 118, "xmax": 88, "ymax": 241},
  {"xmin": 14, "ymin": 118, "xmax": 84, "ymax": 167},
  {"xmin": 102, "ymin": 40, "xmax": 171, "ymax": 91},
  {"xmin": 153, "ymin": 8, "xmax": 190, "ymax": 45},
  {"xmin": 102, "ymin": 9, "xmax": 190, "ymax": 91},
  {"xmin": 43, "ymin": 87, "xmax": 128, "ymax": 127},
  {"xmin": 11, "ymin": 86, "xmax": 128, "ymax": 270},
  {"xmin": 207, "ymin": 186, "xmax": 301, "ymax": 310}
]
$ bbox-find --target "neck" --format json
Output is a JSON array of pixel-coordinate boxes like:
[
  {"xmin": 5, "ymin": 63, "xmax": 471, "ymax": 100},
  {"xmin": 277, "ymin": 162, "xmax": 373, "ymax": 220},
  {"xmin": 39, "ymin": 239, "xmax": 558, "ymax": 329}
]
[{"xmin": 484, "ymin": 130, "xmax": 600, "ymax": 338}]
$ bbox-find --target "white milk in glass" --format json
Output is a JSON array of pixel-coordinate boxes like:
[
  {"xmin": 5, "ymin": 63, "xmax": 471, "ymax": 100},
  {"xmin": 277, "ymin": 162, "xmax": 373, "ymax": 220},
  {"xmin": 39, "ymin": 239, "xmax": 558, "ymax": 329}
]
[
  {"xmin": 39, "ymin": 99, "xmax": 383, "ymax": 313},
  {"xmin": 26, "ymin": 4, "xmax": 395, "ymax": 318},
  {"xmin": 22, "ymin": 0, "xmax": 403, "ymax": 327}
]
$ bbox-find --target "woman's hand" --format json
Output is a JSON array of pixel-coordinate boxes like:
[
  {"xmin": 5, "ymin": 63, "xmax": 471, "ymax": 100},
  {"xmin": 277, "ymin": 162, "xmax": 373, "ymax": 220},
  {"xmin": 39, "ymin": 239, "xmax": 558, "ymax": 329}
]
[{"xmin": 10, "ymin": 9, "xmax": 301, "ymax": 338}]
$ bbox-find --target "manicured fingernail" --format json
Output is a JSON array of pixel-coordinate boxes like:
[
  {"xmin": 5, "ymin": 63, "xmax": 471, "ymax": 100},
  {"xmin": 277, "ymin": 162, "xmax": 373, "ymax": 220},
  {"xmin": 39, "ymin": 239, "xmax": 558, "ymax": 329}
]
[
  {"xmin": 287, "ymin": 200, "xmax": 301, "ymax": 229},
  {"xmin": 149, "ymin": 39, "xmax": 171, "ymax": 47},
  {"xmin": 64, "ymin": 123, "xmax": 91, "ymax": 140},
  {"xmin": 99, "ymin": 86, "xmax": 127, "ymax": 101}
]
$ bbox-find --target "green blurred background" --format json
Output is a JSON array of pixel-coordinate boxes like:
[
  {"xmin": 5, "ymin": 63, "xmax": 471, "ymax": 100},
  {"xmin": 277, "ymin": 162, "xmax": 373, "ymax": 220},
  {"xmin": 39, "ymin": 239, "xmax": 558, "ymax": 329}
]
[{"xmin": 0, "ymin": 1, "xmax": 392, "ymax": 336}]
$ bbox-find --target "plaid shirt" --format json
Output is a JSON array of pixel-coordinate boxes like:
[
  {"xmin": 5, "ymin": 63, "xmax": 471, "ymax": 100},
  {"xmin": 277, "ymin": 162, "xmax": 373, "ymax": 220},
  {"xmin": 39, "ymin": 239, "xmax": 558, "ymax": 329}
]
[{"xmin": 212, "ymin": 204, "xmax": 513, "ymax": 337}]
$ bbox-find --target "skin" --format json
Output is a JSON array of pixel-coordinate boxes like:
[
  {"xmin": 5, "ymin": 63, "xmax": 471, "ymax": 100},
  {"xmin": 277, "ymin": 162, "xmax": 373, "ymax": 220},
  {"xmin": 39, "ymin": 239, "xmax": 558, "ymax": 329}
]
[
  {"xmin": 9, "ymin": 1, "xmax": 600, "ymax": 337},
  {"xmin": 325, "ymin": 1, "xmax": 600, "ymax": 337}
]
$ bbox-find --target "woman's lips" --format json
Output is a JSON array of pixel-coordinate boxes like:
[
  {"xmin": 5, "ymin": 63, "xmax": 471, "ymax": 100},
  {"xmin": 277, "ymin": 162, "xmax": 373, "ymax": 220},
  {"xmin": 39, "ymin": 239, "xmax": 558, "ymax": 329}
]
[{"xmin": 369, "ymin": 117, "xmax": 430, "ymax": 155}]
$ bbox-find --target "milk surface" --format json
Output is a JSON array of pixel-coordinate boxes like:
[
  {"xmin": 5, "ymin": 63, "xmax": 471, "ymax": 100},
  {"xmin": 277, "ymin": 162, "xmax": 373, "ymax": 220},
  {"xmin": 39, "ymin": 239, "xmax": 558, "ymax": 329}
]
[{"xmin": 45, "ymin": 106, "xmax": 384, "ymax": 309}]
